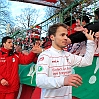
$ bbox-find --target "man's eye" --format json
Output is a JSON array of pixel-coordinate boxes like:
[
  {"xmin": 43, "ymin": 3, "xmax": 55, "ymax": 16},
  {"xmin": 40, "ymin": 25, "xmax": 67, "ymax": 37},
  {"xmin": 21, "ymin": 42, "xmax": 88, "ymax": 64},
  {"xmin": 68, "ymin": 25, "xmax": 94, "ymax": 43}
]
[
  {"xmin": 66, "ymin": 34, "xmax": 68, "ymax": 37},
  {"xmin": 61, "ymin": 34, "xmax": 68, "ymax": 37},
  {"xmin": 62, "ymin": 34, "xmax": 64, "ymax": 36}
]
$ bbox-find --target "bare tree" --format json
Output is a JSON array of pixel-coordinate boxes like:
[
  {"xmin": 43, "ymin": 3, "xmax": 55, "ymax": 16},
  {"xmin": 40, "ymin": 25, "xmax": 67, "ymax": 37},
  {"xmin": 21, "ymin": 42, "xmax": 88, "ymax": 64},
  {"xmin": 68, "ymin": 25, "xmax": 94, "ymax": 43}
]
[
  {"xmin": 44, "ymin": 0, "xmax": 99, "ymax": 22},
  {"xmin": 15, "ymin": 6, "xmax": 39, "ymax": 29},
  {"xmin": 43, "ymin": 0, "xmax": 75, "ymax": 20},
  {"xmin": 44, "ymin": 7, "xmax": 56, "ymax": 19},
  {"xmin": 0, "ymin": 0, "xmax": 15, "ymax": 36}
]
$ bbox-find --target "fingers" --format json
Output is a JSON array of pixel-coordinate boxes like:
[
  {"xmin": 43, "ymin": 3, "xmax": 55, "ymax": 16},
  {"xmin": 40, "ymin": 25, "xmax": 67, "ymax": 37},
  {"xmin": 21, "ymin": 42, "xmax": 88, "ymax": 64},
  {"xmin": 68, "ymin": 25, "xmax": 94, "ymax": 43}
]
[
  {"xmin": 33, "ymin": 41, "xmax": 41, "ymax": 47},
  {"xmin": 1, "ymin": 79, "xmax": 9, "ymax": 86},
  {"xmin": 64, "ymin": 74, "xmax": 82, "ymax": 88},
  {"xmin": 74, "ymin": 26, "xmax": 84, "ymax": 31},
  {"xmin": 32, "ymin": 47, "xmax": 42, "ymax": 53},
  {"xmin": 70, "ymin": 82, "xmax": 78, "ymax": 88},
  {"xmin": 83, "ymin": 30, "xmax": 94, "ymax": 41},
  {"xmin": 2, "ymin": 82, "xmax": 9, "ymax": 86},
  {"xmin": 89, "ymin": 30, "xmax": 92, "ymax": 34},
  {"xmin": 71, "ymin": 74, "xmax": 82, "ymax": 87},
  {"xmin": 73, "ymin": 74, "xmax": 82, "ymax": 80},
  {"xmin": 82, "ymin": 28, "xmax": 88, "ymax": 34},
  {"xmin": 71, "ymin": 79, "xmax": 82, "ymax": 88},
  {"xmin": 89, "ymin": 30, "xmax": 95, "ymax": 36}
]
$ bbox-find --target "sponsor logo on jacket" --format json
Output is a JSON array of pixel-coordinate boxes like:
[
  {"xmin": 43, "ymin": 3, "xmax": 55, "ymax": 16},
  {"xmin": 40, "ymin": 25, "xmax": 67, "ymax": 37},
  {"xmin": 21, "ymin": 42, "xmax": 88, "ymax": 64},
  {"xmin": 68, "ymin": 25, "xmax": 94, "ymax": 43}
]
[{"xmin": 0, "ymin": 57, "xmax": 6, "ymax": 62}]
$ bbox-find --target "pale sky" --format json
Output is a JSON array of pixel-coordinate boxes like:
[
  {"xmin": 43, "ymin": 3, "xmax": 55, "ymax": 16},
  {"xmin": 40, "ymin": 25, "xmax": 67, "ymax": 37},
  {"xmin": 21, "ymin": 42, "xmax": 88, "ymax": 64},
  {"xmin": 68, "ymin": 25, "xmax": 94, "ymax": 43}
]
[
  {"xmin": 9, "ymin": 0, "xmax": 46, "ymax": 24},
  {"xmin": 8, "ymin": 0, "xmax": 48, "ymax": 37}
]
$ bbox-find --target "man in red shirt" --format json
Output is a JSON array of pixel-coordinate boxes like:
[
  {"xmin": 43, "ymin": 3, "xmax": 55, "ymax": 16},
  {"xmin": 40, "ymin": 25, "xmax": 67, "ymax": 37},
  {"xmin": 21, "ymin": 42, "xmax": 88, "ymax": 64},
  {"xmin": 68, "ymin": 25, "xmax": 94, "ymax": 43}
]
[
  {"xmin": 0, "ymin": 36, "xmax": 42, "ymax": 99},
  {"xmin": 64, "ymin": 16, "xmax": 76, "ymax": 36}
]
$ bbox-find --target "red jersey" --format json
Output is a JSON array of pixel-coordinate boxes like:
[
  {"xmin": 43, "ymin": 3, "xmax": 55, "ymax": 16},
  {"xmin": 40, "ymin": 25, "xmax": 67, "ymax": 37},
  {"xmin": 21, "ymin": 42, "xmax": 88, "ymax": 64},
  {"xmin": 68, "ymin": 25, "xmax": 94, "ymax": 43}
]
[
  {"xmin": 68, "ymin": 23, "xmax": 76, "ymax": 36},
  {"xmin": 0, "ymin": 47, "xmax": 36, "ymax": 93}
]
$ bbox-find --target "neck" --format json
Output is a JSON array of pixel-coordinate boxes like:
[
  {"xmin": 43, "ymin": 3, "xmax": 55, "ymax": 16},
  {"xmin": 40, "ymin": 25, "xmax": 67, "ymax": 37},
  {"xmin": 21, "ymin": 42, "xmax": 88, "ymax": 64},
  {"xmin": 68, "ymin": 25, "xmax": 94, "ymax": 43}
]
[{"xmin": 52, "ymin": 44, "xmax": 63, "ymax": 50}]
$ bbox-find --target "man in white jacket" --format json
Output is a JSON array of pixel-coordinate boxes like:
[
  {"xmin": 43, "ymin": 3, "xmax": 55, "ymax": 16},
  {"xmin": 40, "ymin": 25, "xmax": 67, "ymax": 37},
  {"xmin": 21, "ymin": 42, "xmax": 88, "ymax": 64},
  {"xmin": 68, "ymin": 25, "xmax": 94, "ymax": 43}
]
[{"xmin": 36, "ymin": 23, "xmax": 95, "ymax": 99}]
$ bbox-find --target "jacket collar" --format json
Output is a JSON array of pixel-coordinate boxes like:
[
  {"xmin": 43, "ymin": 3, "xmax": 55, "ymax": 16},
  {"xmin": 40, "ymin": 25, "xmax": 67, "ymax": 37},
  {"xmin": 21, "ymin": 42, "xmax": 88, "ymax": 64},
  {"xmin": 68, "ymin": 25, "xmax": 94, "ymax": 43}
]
[{"xmin": 1, "ymin": 47, "xmax": 10, "ymax": 54}]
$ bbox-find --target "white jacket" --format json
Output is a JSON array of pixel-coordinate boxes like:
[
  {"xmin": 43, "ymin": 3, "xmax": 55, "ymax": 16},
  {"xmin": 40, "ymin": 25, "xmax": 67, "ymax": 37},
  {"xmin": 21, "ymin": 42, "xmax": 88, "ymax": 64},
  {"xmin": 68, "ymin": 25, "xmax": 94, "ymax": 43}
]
[{"xmin": 36, "ymin": 40, "xmax": 95, "ymax": 99}]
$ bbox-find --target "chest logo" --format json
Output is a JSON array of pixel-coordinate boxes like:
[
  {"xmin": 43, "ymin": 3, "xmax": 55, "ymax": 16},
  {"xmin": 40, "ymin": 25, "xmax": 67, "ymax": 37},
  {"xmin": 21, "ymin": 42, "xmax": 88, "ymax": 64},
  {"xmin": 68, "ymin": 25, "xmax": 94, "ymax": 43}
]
[
  {"xmin": 38, "ymin": 66, "xmax": 43, "ymax": 72},
  {"xmin": 52, "ymin": 60, "xmax": 59, "ymax": 63},
  {"xmin": 12, "ymin": 58, "xmax": 15, "ymax": 62}
]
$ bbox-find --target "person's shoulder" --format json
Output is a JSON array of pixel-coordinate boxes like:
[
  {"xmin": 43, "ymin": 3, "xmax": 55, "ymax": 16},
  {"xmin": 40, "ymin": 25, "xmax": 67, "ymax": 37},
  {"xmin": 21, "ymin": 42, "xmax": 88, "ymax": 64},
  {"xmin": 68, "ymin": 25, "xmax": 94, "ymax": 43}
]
[
  {"xmin": 14, "ymin": 52, "xmax": 21, "ymax": 58},
  {"xmin": 85, "ymin": 20, "xmax": 99, "ymax": 27},
  {"xmin": 63, "ymin": 50, "xmax": 73, "ymax": 57},
  {"xmin": 39, "ymin": 48, "xmax": 52, "ymax": 57},
  {"xmin": 43, "ymin": 48, "xmax": 51, "ymax": 53}
]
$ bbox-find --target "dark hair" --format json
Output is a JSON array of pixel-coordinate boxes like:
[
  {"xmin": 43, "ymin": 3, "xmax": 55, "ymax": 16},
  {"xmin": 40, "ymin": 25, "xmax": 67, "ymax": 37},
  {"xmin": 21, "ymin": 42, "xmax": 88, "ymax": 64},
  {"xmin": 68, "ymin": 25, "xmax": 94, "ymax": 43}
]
[
  {"xmin": 1, "ymin": 36, "xmax": 14, "ymax": 56},
  {"xmin": 2, "ymin": 36, "xmax": 12, "ymax": 47},
  {"xmin": 64, "ymin": 16, "xmax": 76, "ymax": 26},
  {"xmin": 48, "ymin": 23, "xmax": 67, "ymax": 37},
  {"xmin": 78, "ymin": 15, "xmax": 89, "ymax": 23},
  {"xmin": 94, "ymin": 8, "xmax": 99, "ymax": 19}
]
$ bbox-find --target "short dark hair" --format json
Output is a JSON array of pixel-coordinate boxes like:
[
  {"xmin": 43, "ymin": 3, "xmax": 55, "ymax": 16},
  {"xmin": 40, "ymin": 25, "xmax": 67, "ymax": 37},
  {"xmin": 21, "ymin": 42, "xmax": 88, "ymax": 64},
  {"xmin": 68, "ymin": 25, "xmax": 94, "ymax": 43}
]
[
  {"xmin": 94, "ymin": 8, "xmax": 99, "ymax": 19},
  {"xmin": 78, "ymin": 15, "xmax": 89, "ymax": 23},
  {"xmin": 2, "ymin": 36, "xmax": 12, "ymax": 46},
  {"xmin": 64, "ymin": 16, "xmax": 76, "ymax": 26},
  {"xmin": 48, "ymin": 23, "xmax": 67, "ymax": 37}
]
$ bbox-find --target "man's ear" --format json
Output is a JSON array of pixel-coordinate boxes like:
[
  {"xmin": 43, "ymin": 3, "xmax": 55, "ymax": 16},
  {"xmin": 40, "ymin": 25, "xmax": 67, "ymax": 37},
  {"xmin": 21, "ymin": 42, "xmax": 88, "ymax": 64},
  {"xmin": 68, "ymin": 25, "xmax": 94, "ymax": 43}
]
[{"xmin": 50, "ymin": 35, "xmax": 54, "ymax": 41}]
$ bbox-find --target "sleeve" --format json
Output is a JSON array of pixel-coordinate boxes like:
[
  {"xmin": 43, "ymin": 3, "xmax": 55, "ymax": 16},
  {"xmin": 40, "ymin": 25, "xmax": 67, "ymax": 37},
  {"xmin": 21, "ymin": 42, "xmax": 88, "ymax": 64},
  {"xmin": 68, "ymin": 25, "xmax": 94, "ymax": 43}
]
[
  {"xmin": 85, "ymin": 21, "xmax": 99, "ymax": 32},
  {"xmin": 70, "ymin": 40, "xmax": 95, "ymax": 67},
  {"xmin": 0, "ymin": 53, "xmax": 5, "ymax": 81},
  {"xmin": 36, "ymin": 53, "xmax": 64, "ymax": 89},
  {"xmin": 68, "ymin": 21, "xmax": 99, "ymax": 44},
  {"xmin": 68, "ymin": 31, "xmax": 87, "ymax": 44},
  {"xmin": 0, "ymin": 75, "xmax": 3, "ymax": 81},
  {"xmin": 19, "ymin": 52, "xmax": 36, "ymax": 65}
]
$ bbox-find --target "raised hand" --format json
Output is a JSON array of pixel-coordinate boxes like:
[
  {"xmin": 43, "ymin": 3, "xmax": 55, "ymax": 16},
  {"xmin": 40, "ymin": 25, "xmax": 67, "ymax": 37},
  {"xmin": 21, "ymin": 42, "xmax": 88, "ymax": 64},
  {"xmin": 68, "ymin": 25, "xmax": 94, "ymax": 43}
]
[
  {"xmin": 31, "ymin": 44, "xmax": 42, "ymax": 54},
  {"xmin": 74, "ymin": 26, "xmax": 85, "ymax": 32},
  {"xmin": 83, "ymin": 30, "xmax": 94, "ymax": 41}
]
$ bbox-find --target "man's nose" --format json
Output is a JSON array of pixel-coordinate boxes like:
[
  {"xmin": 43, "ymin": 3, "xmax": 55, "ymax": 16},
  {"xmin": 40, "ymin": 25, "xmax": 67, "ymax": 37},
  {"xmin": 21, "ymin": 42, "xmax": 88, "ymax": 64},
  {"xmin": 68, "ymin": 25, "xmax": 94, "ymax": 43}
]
[
  {"xmin": 64, "ymin": 35, "xmax": 68, "ymax": 39},
  {"xmin": 11, "ymin": 43, "xmax": 13, "ymax": 46}
]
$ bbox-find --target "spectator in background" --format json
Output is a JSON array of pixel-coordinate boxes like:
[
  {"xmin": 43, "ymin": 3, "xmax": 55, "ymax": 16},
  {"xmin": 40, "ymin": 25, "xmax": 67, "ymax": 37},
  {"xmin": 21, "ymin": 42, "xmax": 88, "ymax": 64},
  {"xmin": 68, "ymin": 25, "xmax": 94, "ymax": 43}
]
[
  {"xmin": 41, "ymin": 36, "xmax": 52, "ymax": 50},
  {"xmin": 94, "ymin": 8, "xmax": 99, "ymax": 20},
  {"xmin": 76, "ymin": 15, "xmax": 90, "ymax": 27},
  {"xmin": 63, "ymin": 16, "xmax": 77, "ymax": 51},
  {"xmin": 68, "ymin": 8, "xmax": 99, "ymax": 44},
  {"xmin": 64, "ymin": 16, "xmax": 76, "ymax": 36},
  {"xmin": 69, "ymin": 15, "xmax": 90, "ymax": 55}
]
